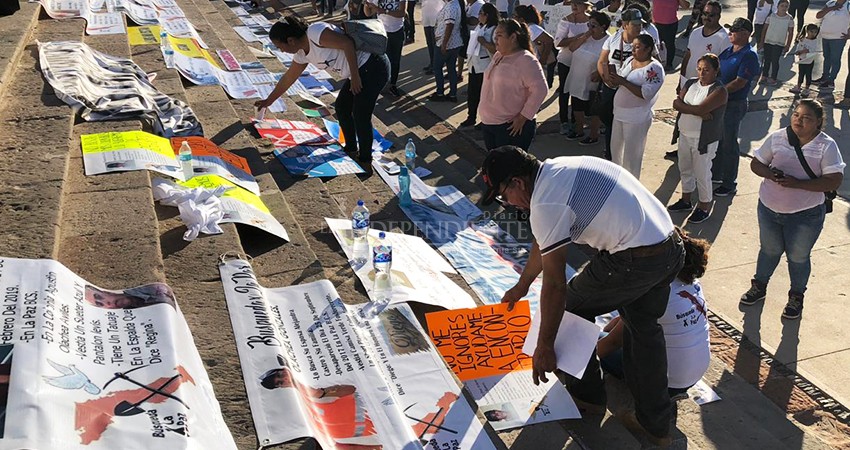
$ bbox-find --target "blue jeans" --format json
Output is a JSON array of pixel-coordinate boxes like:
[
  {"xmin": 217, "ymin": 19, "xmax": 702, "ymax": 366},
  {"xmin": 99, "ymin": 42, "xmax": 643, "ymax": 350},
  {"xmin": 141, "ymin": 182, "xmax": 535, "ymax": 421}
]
[
  {"xmin": 481, "ymin": 120, "xmax": 537, "ymax": 151},
  {"xmin": 712, "ymin": 98, "xmax": 747, "ymax": 189},
  {"xmin": 433, "ymin": 46, "xmax": 460, "ymax": 96},
  {"xmin": 821, "ymin": 38, "xmax": 846, "ymax": 82},
  {"xmin": 755, "ymin": 201, "xmax": 826, "ymax": 294}
]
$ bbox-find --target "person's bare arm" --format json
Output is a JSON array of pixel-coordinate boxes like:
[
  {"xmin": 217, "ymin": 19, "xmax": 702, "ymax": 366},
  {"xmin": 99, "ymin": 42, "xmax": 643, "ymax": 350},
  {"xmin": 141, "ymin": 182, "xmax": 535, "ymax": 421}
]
[
  {"xmin": 673, "ymin": 86, "xmax": 728, "ymax": 116},
  {"xmin": 597, "ymin": 317, "xmax": 624, "ymax": 358},
  {"xmin": 532, "ymin": 245, "xmax": 569, "ymax": 385},
  {"xmin": 725, "ymin": 76, "xmax": 748, "ymax": 93},
  {"xmin": 502, "ymin": 240, "xmax": 543, "ymax": 310},
  {"xmin": 255, "ymin": 61, "xmax": 307, "ymax": 108},
  {"xmin": 318, "ymin": 28, "xmax": 363, "ymax": 93}
]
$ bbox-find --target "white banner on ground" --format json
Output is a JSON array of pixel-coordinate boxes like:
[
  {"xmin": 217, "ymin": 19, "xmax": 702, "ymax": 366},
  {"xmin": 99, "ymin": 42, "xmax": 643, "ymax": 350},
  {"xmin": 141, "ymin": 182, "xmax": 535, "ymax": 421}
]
[
  {"xmin": 325, "ymin": 218, "xmax": 477, "ymax": 311},
  {"xmin": 39, "ymin": 0, "xmax": 127, "ymax": 35},
  {"xmin": 39, "ymin": 41, "xmax": 203, "ymax": 137},
  {"xmin": 219, "ymin": 259, "xmax": 496, "ymax": 450},
  {"xmin": 0, "ymin": 257, "xmax": 236, "ymax": 449}
]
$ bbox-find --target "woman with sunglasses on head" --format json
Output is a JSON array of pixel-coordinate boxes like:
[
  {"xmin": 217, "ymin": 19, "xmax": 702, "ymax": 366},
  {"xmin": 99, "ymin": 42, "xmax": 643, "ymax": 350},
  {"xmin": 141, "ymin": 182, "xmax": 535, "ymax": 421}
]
[
  {"xmin": 608, "ymin": 33, "xmax": 665, "ymax": 179},
  {"xmin": 565, "ymin": 11, "xmax": 611, "ymax": 145},
  {"xmin": 256, "ymin": 16, "xmax": 390, "ymax": 165},
  {"xmin": 478, "ymin": 19, "xmax": 548, "ymax": 151}
]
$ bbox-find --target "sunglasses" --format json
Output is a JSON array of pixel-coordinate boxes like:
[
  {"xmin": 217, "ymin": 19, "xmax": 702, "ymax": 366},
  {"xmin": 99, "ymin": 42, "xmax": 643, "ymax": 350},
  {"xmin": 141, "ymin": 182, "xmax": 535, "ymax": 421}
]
[
  {"xmin": 702, "ymin": 12, "xmax": 719, "ymax": 17},
  {"xmin": 494, "ymin": 178, "xmax": 514, "ymax": 206}
]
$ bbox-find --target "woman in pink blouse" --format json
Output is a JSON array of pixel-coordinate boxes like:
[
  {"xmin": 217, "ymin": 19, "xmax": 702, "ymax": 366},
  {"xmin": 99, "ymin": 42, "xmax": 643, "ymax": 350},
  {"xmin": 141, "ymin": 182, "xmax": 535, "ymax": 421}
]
[{"xmin": 478, "ymin": 19, "xmax": 549, "ymax": 151}]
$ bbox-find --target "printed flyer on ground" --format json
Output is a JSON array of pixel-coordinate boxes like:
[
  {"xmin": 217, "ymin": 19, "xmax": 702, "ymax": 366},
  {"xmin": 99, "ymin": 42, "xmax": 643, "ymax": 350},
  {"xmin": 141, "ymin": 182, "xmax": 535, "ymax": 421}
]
[
  {"xmin": 324, "ymin": 218, "xmax": 477, "ymax": 311},
  {"xmin": 80, "ymin": 131, "xmax": 260, "ymax": 195},
  {"xmin": 0, "ymin": 257, "xmax": 236, "ymax": 449},
  {"xmin": 273, "ymin": 144, "xmax": 365, "ymax": 178},
  {"xmin": 219, "ymin": 259, "xmax": 496, "ymax": 450},
  {"xmin": 179, "ymin": 175, "xmax": 289, "ymax": 241},
  {"xmin": 426, "ymin": 302, "xmax": 580, "ymax": 431}
]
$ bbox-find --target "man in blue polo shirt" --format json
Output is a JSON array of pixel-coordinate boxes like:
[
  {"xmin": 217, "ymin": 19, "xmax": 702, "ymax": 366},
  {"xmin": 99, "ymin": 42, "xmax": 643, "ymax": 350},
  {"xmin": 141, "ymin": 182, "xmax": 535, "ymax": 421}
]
[{"xmin": 712, "ymin": 17, "xmax": 760, "ymax": 197}]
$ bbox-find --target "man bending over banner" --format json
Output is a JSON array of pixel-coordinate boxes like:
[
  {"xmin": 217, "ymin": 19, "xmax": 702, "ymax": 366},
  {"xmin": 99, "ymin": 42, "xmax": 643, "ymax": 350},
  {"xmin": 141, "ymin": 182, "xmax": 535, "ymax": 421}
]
[
  {"xmin": 480, "ymin": 146, "xmax": 685, "ymax": 447},
  {"xmin": 260, "ymin": 366, "xmax": 382, "ymax": 450}
]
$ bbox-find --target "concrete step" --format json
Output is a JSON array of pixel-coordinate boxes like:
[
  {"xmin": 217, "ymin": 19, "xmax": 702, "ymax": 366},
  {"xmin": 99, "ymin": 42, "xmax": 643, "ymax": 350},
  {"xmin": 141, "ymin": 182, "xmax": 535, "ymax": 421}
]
[{"xmin": 0, "ymin": 0, "xmax": 40, "ymax": 99}]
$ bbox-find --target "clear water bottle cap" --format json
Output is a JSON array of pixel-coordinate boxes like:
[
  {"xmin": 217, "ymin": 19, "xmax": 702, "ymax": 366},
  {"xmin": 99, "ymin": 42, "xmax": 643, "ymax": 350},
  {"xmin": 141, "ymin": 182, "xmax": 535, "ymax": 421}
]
[
  {"xmin": 357, "ymin": 199, "xmax": 364, "ymax": 206},
  {"xmin": 407, "ymin": 138, "xmax": 413, "ymax": 143},
  {"xmin": 379, "ymin": 232, "xmax": 386, "ymax": 239}
]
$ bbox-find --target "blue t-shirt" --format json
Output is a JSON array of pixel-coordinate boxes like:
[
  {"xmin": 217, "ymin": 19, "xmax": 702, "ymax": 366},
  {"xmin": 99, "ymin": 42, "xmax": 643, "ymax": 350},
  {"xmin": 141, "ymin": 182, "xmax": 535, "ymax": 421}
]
[{"xmin": 718, "ymin": 44, "xmax": 759, "ymax": 101}]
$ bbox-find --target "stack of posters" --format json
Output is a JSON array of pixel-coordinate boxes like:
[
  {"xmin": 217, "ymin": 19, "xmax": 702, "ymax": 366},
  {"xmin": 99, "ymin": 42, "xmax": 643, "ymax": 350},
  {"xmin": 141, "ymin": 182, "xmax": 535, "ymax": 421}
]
[
  {"xmin": 426, "ymin": 302, "xmax": 582, "ymax": 431},
  {"xmin": 39, "ymin": 41, "xmax": 203, "ymax": 137},
  {"xmin": 324, "ymin": 119, "xmax": 394, "ymax": 154},
  {"xmin": 219, "ymin": 259, "xmax": 497, "ymax": 450},
  {"xmin": 80, "ymin": 131, "xmax": 260, "ymax": 195},
  {"xmin": 0, "ymin": 257, "xmax": 237, "ymax": 448},
  {"xmin": 325, "ymin": 218, "xmax": 477, "ymax": 311},
  {"xmin": 166, "ymin": 36, "xmax": 259, "ymax": 99},
  {"xmin": 255, "ymin": 119, "xmax": 365, "ymax": 177}
]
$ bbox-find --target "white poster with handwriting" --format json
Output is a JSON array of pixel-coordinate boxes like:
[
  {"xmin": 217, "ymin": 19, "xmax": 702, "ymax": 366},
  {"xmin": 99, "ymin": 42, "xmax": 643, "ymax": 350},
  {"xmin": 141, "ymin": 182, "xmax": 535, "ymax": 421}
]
[{"xmin": 0, "ymin": 257, "xmax": 236, "ymax": 449}]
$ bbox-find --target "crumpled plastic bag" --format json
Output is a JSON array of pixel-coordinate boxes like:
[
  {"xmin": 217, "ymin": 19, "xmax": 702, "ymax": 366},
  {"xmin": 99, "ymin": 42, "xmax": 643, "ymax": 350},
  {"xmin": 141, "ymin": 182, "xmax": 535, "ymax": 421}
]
[{"xmin": 152, "ymin": 178, "xmax": 228, "ymax": 241}]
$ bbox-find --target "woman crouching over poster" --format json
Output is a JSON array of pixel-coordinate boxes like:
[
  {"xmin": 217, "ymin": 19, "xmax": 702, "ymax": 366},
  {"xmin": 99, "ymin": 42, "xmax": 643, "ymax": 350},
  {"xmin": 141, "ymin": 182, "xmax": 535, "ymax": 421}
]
[{"xmin": 256, "ymin": 16, "xmax": 390, "ymax": 166}]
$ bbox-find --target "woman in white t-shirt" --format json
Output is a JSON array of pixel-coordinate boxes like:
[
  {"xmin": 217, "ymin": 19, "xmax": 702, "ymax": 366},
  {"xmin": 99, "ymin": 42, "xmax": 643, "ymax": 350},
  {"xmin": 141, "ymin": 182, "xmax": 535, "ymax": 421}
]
[
  {"xmin": 365, "ymin": 0, "xmax": 408, "ymax": 96},
  {"xmin": 815, "ymin": 0, "xmax": 850, "ymax": 88},
  {"xmin": 753, "ymin": 0, "xmax": 777, "ymax": 46},
  {"xmin": 461, "ymin": 3, "xmax": 499, "ymax": 127},
  {"xmin": 741, "ymin": 99, "xmax": 845, "ymax": 320},
  {"xmin": 565, "ymin": 11, "xmax": 611, "ymax": 145},
  {"xmin": 598, "ymin": 229, "xmax": 712, "ymax": 398},
  {"xmin": 258, "ymin": 16, "xmax": 390, "ymax": 164},
  {"xmin": 597, "ymin": 7, "xmax": 646, "ymax": 158},
  {"xmin": 514, "ymin": 5, "xmax": 556, "ymax": 79},
  {"xmin": 554, "ymin": 0, "xmax": 591, "ymax": 135},
  {"xmin": 608, "ymin": 33, "xmax": 665, "ymax": 179}
]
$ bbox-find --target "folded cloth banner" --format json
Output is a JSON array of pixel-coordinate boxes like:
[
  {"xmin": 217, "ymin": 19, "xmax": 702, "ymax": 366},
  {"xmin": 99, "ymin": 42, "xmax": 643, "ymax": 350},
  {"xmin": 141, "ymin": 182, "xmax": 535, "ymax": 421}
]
[
  {"xmin": 39, "ymin": 41, "xmax": 203, "ymax": 137},
  {"xmin": 218, "ymin": 259, "xmax": 497, "ymax": 450},
  {"xmin": 179, "ymin": 175, "xmax": 289, "ymax": 241},
  {"xmin": 0, "ymin": 257, "xmax": 237, "ymax": 449},
  {"xmin": 273, "ymin": 144, "xmax": 364, "ymax": 177},
  {"xmin": 325, "ymin": 218, "xmax": 477, "ymax": 310}
]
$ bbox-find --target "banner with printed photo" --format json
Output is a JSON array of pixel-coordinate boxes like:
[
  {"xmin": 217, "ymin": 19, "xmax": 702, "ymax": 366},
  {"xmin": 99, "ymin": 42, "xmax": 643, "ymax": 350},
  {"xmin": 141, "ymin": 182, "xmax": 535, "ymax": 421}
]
[
  {"xmin": 0, "ymin": 257, "xmax": 237, "ymax": 449},
  {"xmin": 273, "ymin": 145, "xmax": 364, "ymax": 177},
  {"xmin": 219, "ymin": 259, "xmax": 497, "ymax": 450},
  {"xmin": 180, "ymin": 175, "xmax": 289, "ymax": 241},
  {"xmin": 539, "ymin": 5, "xmax": 572, "ymax": 36},
  {"xmin": 39, "ymin": 41, "xmax": 203, "ymax": 138},
  {"xmin": 426, "ymin": 301, "xmax": 580, "ymax": 431},
  {"xmin": 324, "ymin": 218, "xmax": 477, "ymax": 311}
]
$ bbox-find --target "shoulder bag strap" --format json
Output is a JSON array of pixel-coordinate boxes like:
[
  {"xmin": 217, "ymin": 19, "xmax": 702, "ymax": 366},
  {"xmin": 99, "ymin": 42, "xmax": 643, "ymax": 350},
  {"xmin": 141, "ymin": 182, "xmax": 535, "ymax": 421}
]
[{"xmin": 786, "ymin": 127, "xmax": 818, "ymax": 180}]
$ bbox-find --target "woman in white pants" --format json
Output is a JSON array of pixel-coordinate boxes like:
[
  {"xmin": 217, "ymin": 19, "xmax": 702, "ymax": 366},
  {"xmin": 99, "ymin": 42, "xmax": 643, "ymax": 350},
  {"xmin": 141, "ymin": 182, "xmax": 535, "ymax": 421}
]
[
  {"xmin": 608, "ymin": 34, "xmax": 665, "ymax": 179},
  {"xmin": 669, "ymin": 53, "xmax": 728, "ymax": 224}
]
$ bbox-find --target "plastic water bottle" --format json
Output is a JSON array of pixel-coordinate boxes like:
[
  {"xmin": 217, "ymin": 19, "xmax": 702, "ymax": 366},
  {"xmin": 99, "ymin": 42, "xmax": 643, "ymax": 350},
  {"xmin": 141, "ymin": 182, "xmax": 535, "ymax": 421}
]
[
  {"xmin": 372, "ymin": 232, "xmax": 392, "ymax": 273},
  {"xmin": 161, "ymin": 31, "xmax": 174, "ymax": 68},
  {"xmin": 404, "ymin": 138, "xmax": 416, "ymax": 171},
  {"xmin": 357, "ymin": 232, "xmax": 392, "ymax": 321},
  {"xmin": 398, "ymin": 166, "xmax": 412, "ymax": 207},
  {"xmin": 178, "ymin": 140, "xmax": 193, "ymax": 180},
  {"xmin": 351, "ymin": 200, "xmax": 370, "ymax": 239}
]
